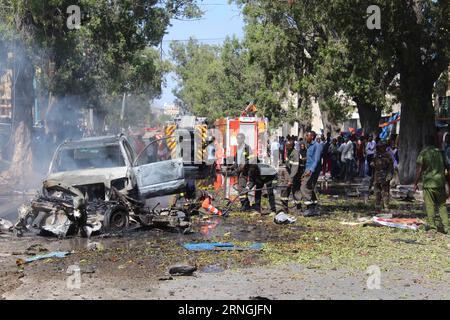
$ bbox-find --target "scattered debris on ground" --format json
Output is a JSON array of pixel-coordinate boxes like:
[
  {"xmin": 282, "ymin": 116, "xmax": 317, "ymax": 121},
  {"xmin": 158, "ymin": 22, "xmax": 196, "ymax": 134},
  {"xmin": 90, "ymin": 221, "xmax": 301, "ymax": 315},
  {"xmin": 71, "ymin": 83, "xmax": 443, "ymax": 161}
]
[
  {"xmin": 274, "ymin": 211, "xmax": 297, "ymax": 225},
  {"xmin": 183, "ymin": 242, "xmax": 264, "ymax": 251},
  {"xmin": 1, "ymin": 180, "xmax": 449, "ymax": 299},
  {"xmin": 0, "ymin": 218, "xmax": 12, "ymax": 233},
  {"xmin": 87, "ymin": 242, "xmax": 105, "ymax": 252},
  {"xmin": 169, "ymin": 265, "xmax": 197, "ymax": 276},
  {"xmin": 25, "ymin": 244, "xmax": 49, "ymax": 256},
  {"xmin": 372, "ymin": 217, "xmax": 424, "ymax": 230},
  {"xmin": 339, "ymin": 218, "xmax": 371, "ymax": 226},
  {"xmin": 391, "ymin": 185, "xmax": 416, "ymax": 201},
  {"xmin": 16, "ymin": 251, "xmax": 71, "ymax": 266},
  {"xmin": 250, "ymin": 296, "xmax": 270, "ymax": 300}
]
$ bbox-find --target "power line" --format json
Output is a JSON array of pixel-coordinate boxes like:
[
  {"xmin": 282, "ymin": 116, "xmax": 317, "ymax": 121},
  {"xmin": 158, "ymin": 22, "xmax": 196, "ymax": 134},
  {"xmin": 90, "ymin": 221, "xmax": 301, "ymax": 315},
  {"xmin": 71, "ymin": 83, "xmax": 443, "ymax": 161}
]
[
  {"xmin": 162, "ymin": 37, "xmax": 228, "ymax": 42},
  {"xmin": 197, "ymin": 3, "xmax": 230, "ymax": 5},
  {"xmin": 162, "ymin": 35, "xmax": 243, "ymax": 42}
]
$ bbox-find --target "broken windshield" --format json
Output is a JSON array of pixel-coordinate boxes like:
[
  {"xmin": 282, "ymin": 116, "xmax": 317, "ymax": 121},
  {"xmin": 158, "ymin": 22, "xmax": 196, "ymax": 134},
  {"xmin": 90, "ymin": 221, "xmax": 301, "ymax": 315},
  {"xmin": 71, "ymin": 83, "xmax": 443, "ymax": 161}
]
[{"xmin": 53, "ymin": 144, "xmax": 125, "ymax": 172}]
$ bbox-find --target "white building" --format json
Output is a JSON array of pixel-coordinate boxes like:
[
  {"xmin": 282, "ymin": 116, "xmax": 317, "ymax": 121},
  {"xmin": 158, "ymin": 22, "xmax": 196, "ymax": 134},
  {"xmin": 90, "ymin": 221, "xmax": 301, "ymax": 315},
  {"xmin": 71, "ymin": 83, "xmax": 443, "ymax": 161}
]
[
  {"xmin": 164, "ymin": 104, "xmax": 181, "ymax": 117},
  {"xmin": 275, "ymin": 90, "xmax": 401, "ymax": 137}
]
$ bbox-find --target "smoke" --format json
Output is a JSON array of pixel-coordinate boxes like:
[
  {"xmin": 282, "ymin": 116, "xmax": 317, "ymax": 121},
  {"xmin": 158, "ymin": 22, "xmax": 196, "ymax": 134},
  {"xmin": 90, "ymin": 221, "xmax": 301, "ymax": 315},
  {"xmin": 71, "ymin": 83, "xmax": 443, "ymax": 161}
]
[{"xmin": 0, "ymin": 20, "xmax": 96, "ymax": 186}]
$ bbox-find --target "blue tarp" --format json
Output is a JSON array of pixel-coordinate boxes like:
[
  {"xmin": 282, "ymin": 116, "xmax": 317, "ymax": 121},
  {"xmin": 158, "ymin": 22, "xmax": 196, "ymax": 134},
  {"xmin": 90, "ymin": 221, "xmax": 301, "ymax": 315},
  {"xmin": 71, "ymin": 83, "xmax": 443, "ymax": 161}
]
[
  {"xmin": 379, "ymin": 112, "xmax": 400, "ymax": 140},
  {"xmin": 183, "ymin": 242, "xmax": 263, "ymax": 251},
  {"xmin": 25, "ymin": 251, "xmax": 70, "ymax": 263}
]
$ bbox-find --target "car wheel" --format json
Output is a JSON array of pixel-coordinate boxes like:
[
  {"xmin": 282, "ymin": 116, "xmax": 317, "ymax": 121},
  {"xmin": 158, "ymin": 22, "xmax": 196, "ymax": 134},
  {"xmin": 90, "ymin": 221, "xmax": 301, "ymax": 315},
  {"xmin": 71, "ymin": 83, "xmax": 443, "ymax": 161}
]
[{"xmin": 103, "ymin": 205, "xmax": 129, "ymax": 232}]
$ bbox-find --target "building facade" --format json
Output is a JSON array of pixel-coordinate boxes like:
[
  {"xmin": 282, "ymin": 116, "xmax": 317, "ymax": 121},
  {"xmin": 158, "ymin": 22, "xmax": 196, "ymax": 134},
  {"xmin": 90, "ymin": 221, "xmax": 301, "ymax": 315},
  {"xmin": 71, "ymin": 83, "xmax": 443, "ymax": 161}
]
[{"xmin": 0, "ymin": 69, "xmax": 12, "ymax": 120}]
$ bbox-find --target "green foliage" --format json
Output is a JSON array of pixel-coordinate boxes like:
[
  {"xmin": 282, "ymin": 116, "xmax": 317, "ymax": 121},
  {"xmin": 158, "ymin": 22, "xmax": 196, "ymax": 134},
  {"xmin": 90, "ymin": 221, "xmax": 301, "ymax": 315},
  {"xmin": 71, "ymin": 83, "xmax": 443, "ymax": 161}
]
[
  {"xmin": 0, "ymin": 0, "xmax": 200, "ymax": 124},
  {"xmin": 235, "ymin": 0, "xmax": 448, "ymax": 136},
  {"xmin": 170, "ymin": 37, "xmax": 276, "ymax": 124}
]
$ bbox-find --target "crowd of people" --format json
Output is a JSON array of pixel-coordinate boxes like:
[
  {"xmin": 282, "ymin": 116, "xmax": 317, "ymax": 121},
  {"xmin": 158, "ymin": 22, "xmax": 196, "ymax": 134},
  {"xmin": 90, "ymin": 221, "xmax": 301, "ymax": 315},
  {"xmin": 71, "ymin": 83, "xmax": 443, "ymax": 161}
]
[
  {"xmin": 265, "ymin": 130, "xmax": 448, "ymax": 234},
  {"xmin": 270, "ymin": 131, "xmax": 400, "ymax": 184},
  {"xmin": 125, "ymin": 128, "xmax": 448, "ymax": 235}
]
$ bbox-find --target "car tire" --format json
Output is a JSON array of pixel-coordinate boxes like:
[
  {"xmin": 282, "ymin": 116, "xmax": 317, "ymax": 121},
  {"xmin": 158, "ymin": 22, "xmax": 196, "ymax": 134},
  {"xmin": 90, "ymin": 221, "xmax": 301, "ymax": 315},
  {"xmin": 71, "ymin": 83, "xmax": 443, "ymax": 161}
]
[{"xmin": 103, "ymin": 205, "xmax": 129, "ymax": 233}]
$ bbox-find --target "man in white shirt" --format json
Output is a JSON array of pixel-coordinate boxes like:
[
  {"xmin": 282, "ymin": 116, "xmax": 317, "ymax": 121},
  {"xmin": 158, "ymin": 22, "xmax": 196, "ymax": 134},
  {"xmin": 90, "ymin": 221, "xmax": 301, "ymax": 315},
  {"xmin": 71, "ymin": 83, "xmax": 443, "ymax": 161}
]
[
  {"xmin": 343, "ymin": 138, "xmax": 355, "ymax": 181},
  {"xmin": 366, "ymin": 135, "xmax": 376, "ymax": 176},
  {"xmin": 270, "ymin": 138, "xmax": 280, "ymax": 167},
  {"xmin": 337, "ymin": 137, "xmax": 354, "ymax": 181}
]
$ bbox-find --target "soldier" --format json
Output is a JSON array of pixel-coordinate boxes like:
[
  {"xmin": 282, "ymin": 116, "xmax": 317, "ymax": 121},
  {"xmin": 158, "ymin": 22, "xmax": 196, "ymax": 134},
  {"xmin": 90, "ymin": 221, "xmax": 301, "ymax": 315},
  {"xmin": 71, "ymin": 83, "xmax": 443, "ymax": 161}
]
[
  {"xmin": 371, "ymin": 141, "xmax": 394, "ymax": 212},
  {"xmin": 414, "ymin": 134, "xmax": 449, "ymax": 234},
  {"xmin": 280, "ymin": 140, "xmax": 304, "ymax": 213}
]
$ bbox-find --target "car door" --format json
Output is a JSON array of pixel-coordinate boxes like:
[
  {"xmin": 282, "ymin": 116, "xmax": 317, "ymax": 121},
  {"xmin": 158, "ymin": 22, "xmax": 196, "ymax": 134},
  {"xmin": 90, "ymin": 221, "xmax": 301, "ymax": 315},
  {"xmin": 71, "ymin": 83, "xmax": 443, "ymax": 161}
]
[{"xmin": 131, "ymin": 137, "xmax": 186, "ymax": 199}]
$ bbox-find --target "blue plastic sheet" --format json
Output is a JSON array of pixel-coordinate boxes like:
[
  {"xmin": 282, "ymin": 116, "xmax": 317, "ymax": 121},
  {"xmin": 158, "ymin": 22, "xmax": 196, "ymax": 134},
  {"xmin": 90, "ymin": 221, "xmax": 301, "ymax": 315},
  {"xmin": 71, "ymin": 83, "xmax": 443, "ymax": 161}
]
[
  {"xmin": 25, "ymin": 251, "xmax": 71, "ymax": 263},
  {"xmin": 183, "ymin": 242, "xmax": 263, "ymax": 251},
  {"xmin": 379, "ymin": 112, "xmax": 400, "ymax": 140}
]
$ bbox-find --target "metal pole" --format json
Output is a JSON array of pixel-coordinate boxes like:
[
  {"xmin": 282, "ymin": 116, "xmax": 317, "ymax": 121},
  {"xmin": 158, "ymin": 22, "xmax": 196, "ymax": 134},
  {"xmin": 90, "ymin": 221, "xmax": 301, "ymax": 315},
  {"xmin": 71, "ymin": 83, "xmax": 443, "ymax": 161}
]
[{"xmin": 120, "ymin": 92, "xmax": 126, "ymax": 131}]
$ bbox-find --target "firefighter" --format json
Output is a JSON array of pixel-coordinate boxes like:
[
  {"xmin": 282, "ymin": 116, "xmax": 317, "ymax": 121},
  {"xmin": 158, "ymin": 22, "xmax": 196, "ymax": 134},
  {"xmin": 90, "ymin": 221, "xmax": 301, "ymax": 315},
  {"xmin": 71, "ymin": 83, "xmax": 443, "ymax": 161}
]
[
  {"xmin": 245, "ymin": 163, "xmax": 277, "ymax": 215},
  {"xmin": 242, "ymin": 100, "xmax": 257, "ymax": 117},
  {"xmin": 234, "ymin": 132, "xmax": 253, "ymax": 211},
  {"xmin": 205, "ymin": 136, "xmax": 216, "ymax": 181},
  {"xmin": 280, "ymin": 140, "xmax": 303, "ymax": 213}
]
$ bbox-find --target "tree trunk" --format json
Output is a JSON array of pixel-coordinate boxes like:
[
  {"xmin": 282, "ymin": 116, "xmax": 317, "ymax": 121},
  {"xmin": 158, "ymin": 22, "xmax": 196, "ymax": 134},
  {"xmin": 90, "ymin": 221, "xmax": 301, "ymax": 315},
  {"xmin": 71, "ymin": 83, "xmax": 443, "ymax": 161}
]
[
  {"xmin": 44, "ymin": 92, "xmax": 56, "ymax": 136},
  {"xmin": 320, "ymin": 108, "xmax": 340, "ymax": 135},
  {"xmin": 355, "ymin": 100, "xmax": 382, "ymax": 137},
  {"xmin": 93, "ymin": 108, "xmax": 106, "ymax": 134},
  {"xmin": 0, "ymin": 54, "xmax": 35, "ymax": 189},
  {"xmin": 398, "ymin": 76, "xmax": 435, "ymax": 184}
]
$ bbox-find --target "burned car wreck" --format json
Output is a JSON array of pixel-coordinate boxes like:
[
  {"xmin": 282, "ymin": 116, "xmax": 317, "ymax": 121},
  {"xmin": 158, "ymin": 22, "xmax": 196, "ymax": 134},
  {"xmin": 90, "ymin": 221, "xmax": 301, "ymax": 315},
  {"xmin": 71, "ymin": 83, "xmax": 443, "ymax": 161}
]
[{"xmin": 14, "ymin": 134, "xmax": 195, "ymax": 237}]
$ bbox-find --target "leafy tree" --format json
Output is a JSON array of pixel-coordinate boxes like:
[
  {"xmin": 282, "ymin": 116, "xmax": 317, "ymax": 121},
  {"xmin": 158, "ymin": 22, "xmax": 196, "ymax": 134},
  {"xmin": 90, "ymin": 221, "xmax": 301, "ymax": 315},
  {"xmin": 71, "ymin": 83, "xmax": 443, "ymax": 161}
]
[
  {"xmin": 236, "ymin": 0, "xmax": 395, "ymax": 135},
  {"xmin": 238, "ymin": 0, "xmax": 449, "ymax": 182},
  {"xmin": 170, "ymin": 37, "xmax": 272, "ymax": 124},
  {"xmin": 0, "ymin": 0, "xmax": 200, "ymax": 185},
  {"xmin": 103, "ymin": 47, "xmax": 171, "ymax": 131},
  {"xmin": 325, "ymin": 0, "xmax": 449, "ymax": 182},
  {"xmin": 236, "ymin": 0, "xmax": 324, "ymax": 132},
  {"xmin": 170, "ymin": 38, "xmax": 225, "ymax": 121}
]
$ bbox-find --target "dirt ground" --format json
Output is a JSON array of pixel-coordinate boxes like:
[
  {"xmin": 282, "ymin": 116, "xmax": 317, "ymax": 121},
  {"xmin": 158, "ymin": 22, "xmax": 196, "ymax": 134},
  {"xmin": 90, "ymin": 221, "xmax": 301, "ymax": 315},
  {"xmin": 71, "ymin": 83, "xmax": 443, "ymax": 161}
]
[{"xmin": 0, "ymin": 180, "xmax": 449, "ymax": 300}]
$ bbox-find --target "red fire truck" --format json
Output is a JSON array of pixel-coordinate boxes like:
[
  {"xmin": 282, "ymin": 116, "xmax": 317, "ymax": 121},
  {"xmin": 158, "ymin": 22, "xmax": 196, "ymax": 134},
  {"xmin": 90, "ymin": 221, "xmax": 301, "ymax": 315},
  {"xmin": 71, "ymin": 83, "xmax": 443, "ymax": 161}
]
[{"xmin": 214, "ymin": 116, "xmax": 269, "ymax": 168}]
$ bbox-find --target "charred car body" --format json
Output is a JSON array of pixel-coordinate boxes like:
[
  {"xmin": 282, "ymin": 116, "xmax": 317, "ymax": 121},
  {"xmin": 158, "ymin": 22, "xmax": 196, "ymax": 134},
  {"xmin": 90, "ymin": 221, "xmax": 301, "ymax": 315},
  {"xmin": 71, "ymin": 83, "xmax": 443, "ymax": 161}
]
[{"xmin": 15, "ymin": 134, "xmax": 193, "ymax": 237}]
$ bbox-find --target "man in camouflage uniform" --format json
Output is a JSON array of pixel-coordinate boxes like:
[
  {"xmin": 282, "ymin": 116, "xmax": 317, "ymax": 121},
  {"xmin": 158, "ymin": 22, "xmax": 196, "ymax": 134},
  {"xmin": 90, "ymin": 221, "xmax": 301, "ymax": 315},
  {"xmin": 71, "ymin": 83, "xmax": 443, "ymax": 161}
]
[
  {"xmin": 414, "ymin": 135, "xmax": 449, "ymax": 234},
  {"xmin": 371, "ymin": 141, "xmax": 394, "ymax": 212},
  {"xmin": 279, "ymin": 140, "xmax": 304, "ymax": 213}
]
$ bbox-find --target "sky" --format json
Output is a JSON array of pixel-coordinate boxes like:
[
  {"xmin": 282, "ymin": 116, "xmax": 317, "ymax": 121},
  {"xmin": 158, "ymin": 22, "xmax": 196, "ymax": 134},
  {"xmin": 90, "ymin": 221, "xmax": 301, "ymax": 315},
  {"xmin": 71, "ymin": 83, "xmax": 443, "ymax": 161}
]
[{"xmin": 154, "ymin": 0, "xmax": 245, "ymax": 108}]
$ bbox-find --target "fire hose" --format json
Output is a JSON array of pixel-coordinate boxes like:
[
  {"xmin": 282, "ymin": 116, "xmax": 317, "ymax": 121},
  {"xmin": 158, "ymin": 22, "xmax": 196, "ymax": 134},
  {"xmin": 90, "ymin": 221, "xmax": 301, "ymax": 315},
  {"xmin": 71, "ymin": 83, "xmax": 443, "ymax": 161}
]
[{"xmin": 219, "ymin": 183, "xmax": 302, "ymax": 217}]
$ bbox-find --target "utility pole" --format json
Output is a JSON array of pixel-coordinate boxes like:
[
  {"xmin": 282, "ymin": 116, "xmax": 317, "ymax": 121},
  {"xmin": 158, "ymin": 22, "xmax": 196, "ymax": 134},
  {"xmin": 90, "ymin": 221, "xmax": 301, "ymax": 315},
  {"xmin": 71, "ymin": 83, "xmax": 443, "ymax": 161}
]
[{"xmin": 120, "ymin": 92, "xmax": 126, "ymax": 132}]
